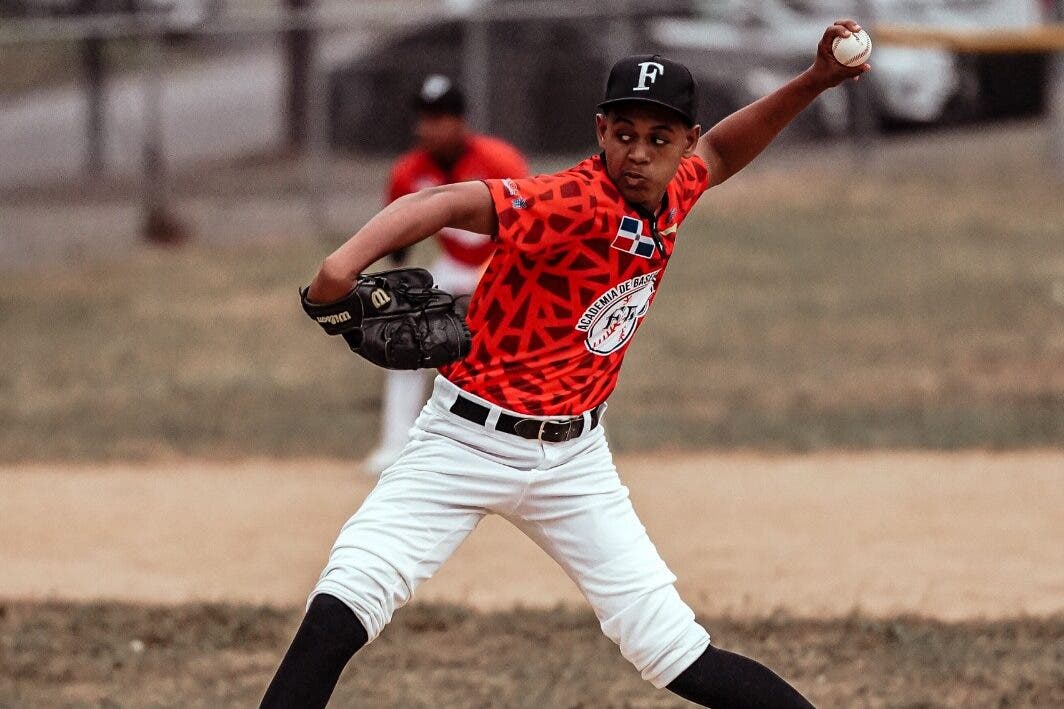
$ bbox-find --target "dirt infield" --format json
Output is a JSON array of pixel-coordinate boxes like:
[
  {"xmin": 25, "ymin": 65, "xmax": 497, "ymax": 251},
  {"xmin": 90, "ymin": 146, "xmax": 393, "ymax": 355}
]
[{"xmin": 2, "ymin": 450, "xmax": 1061, "ymax": 619}]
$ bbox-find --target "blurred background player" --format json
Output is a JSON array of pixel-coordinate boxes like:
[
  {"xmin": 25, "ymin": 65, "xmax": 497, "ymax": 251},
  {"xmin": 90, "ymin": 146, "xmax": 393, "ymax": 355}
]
[{"xmin": 362, "ymin": 74, "xmax": 530, "ymax": 474}]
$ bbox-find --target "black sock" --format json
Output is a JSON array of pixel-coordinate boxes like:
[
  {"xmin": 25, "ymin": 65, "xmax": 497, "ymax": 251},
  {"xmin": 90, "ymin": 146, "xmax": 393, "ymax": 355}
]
[
  {"xmin": 260, "ymin": 593, "xmax": 369, "ymax": 709},
  {"xmin": 666, "ymin": 645, "xmax": 815, "ymax": 709}
]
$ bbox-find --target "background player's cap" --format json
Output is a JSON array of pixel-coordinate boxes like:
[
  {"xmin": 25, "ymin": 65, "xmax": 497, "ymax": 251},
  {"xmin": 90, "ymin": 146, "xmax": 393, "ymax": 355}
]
[
  {"xmin": 597, "ymin": 54, "xmax": 697, "ymax": 126},
  {"xmin": 413, "ymin": 74, "xmax": 466, "ymax": 116}
]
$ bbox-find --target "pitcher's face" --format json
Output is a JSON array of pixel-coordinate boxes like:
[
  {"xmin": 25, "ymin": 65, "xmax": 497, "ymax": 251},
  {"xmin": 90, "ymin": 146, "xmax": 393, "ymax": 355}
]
[{"xmin": 596, "ymin": 104, "xmax": 699, "ymax": 211}]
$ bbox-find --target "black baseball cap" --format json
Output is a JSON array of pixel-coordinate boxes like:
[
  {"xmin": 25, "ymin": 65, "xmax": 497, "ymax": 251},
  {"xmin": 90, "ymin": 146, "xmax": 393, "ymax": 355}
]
[
  {"xmin": 598, "ymin": 54, "xmax": 697, "ymax": 126},
  {"xmin": 412, "ymin": 74, "xmax": 466, "ymax": 116}
]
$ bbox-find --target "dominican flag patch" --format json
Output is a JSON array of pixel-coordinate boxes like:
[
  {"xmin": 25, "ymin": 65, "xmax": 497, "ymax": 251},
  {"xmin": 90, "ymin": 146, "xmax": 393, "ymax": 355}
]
[{"xmin": 611, "ymin": 216, "xmax": 656, "ymax": 258}]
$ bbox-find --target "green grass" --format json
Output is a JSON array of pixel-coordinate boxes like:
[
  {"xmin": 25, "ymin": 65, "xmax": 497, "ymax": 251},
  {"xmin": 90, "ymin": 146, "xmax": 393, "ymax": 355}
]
[
  {"xmin": 1, "ymin": 125, "xmax": 1062, "ymax": 461},
  {"xmin": 2, "ymin": 602, "xmax": 1062, "ymax": 707}
]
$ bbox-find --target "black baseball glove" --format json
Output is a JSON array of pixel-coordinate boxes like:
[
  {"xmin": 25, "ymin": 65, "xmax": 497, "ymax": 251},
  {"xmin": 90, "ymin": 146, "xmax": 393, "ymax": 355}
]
[{"xmin": 300, "ymin": 267, "xmax": 471, "ymax": 370}]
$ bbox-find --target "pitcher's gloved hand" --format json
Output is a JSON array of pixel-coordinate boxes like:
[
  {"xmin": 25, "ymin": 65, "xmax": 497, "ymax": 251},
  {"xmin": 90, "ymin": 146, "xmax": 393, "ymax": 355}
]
[{"xmin": 300, "ymin": 267, "xmax": 472, "ymax": 370}]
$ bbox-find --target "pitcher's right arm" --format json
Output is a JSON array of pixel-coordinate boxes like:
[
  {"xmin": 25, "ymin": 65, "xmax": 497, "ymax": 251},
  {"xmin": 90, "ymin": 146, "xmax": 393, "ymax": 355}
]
[{"xmin": 307, "ymin": 181, "xmax": 497, "ymax": 303}]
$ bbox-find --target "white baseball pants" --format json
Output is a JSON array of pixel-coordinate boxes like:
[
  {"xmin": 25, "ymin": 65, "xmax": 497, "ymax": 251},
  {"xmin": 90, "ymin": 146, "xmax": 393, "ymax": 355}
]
[{"xmin": 313, "ymin": 376, "xmax": 710, "ymax": 688}]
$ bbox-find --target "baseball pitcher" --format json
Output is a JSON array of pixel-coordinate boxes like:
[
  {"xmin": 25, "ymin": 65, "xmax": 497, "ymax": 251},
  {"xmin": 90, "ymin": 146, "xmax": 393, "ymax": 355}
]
[{"xmin": 265, "ymin": 21, "xmax": 870, "ymax": 708}]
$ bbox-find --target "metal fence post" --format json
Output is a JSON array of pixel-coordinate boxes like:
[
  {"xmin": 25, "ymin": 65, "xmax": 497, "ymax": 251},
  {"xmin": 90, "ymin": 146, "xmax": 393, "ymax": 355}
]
[
  {"xmin": 847, "ymin": 0, "xmax": 878, "ymax": 147},
  {"xmin": 141, "ymin": 28, "xmax": 186, "ymax": 243},
  {"xmin": 462, "ymin": 12, "xmax": 490, "ymax": 133},
  {"xmin": 81, "ymin": 33, "xmax": 105, "ymax": 174},
  {"xmin": 1052, "ymin": 0, "xmax": 1064, "ymax": 175},
  {"xmin": 304, "ymin": 15, "xmax": 330, "ymax": 237},
  {"xmin": 606, "ymin": 0, "xmax": 635, "ymax": 58},
  {"xmin": 285, "ymin": 0, "xmax": 315, "ymax": 152}
]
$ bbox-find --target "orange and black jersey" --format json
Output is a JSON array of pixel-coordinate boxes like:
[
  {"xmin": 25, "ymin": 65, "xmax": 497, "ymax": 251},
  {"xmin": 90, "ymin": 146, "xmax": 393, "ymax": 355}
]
[{"xmin": 439, "ymin": 153, "xmax": 710, "ymax": 416}]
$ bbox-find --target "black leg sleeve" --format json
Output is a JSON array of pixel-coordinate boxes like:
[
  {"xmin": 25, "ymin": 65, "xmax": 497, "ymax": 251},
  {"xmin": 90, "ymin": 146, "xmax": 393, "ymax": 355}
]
[
  {"xmin": 260, "ymin": 593, "xmax": 370, "ymax": 709},
  {"xmin": 665, "ymin": 645, "xmax": 815, "ymax": 709}
]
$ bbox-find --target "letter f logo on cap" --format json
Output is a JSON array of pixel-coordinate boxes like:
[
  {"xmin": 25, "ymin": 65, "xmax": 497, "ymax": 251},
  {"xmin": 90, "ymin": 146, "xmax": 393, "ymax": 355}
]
[{"xmin": 633, "ymin": 61, "xmax": 665, "ymax": 91}]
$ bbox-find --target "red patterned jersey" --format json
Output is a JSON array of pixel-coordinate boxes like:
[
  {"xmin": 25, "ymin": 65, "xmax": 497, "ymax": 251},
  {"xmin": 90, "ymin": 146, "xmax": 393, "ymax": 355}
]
[
  {"xmin": 388, "ymin": 134, "xmax": 529, "ymax": 266},
  {"xmin": 439, "ymin": 153, "xmax": 710, "ymax": 415}
]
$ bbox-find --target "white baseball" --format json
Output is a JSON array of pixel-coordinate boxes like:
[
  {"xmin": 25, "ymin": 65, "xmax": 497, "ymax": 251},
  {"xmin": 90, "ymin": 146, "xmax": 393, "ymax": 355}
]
[{"xmin": 831, "ymin": 29, "xmax": 872, "ymax": 67}]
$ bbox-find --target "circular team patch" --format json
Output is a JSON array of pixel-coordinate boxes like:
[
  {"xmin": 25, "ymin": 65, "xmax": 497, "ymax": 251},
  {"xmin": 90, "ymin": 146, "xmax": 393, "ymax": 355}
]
[{"xmin": 576, "ymin": 271, "xmax": 659, "ymax": 356}]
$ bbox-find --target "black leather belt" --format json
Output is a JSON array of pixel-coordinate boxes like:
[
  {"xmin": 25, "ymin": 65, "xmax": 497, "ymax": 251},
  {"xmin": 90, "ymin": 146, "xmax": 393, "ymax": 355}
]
[{"xmin": 449, "ymin": 394, "xmax": 602, "ymax": 443}]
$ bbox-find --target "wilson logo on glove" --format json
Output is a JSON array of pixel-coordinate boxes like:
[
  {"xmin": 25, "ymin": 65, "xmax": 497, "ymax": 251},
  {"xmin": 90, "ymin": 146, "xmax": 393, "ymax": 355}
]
[
  {"xmin": 370, "ymin": 289, "xmax": 391, "ymax": 309},
  {"xmin": 315, "ymin": 312, "xmax": 352, "ymax": 326},
  {"xmin": 301, "ymin": 267, "xmax": 472, "ymax": 370}
]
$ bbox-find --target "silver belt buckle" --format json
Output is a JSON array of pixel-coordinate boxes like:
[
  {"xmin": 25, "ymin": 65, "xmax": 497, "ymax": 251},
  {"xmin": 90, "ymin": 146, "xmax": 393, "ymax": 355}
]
[{"xmin": 539, "ymin": 417, "xmax": 578, "ymax": 442}]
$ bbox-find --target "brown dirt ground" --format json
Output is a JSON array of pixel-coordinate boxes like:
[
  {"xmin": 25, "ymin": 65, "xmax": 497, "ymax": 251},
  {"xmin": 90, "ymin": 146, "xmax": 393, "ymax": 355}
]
[
  {"xmin": 2, "ymin": 450, "xmax": 1061, "ymax": 620},
  {"xmin": 4, "ymin": 603, "xmax": 1062, "ymax": 708}
]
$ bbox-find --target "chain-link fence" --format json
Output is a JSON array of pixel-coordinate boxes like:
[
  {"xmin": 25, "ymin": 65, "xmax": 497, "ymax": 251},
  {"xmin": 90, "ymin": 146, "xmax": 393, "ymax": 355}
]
[
  {"xmin": 0, "ymin": 1, "xmax": 431, "ymax": 263},
  {"xmin": 1, "ymin": 0, "xmax": 1059, "ymax": 268},
  {"xmin": 0, "ymin": 1, "xmax": 674, "ymax": 265}
]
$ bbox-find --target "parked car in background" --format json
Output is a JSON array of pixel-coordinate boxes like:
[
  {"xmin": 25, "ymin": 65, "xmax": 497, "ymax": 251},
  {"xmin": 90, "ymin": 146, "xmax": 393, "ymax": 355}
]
[
  {"xmin": 842, "ymin": 0, "xmax": 1051, "ymax": 119},
  {"xmin": 328, "ymin": 0, "xmax": 699, "ymax": 155},
  {"xmin": 909, "ymin": 0, "xmax": 1051, "ymax": 118},
  {"xmin": 652, "ymin": 0, "xmax": 1051, "ymax": 132},
  {"xmin": 328, "ymin": 0, "xmax": 1053, "ymax": 155}
]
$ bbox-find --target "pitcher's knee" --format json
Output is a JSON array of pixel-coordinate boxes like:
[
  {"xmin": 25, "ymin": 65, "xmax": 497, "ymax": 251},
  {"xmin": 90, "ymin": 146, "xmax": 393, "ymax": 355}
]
[
  {"xmin": 311, "ymin": 549, "xmax": 413, "ymax": 642},
  {"xmin": 599, "ymin": 585, "xmax": 711, "ymax": 688}
]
